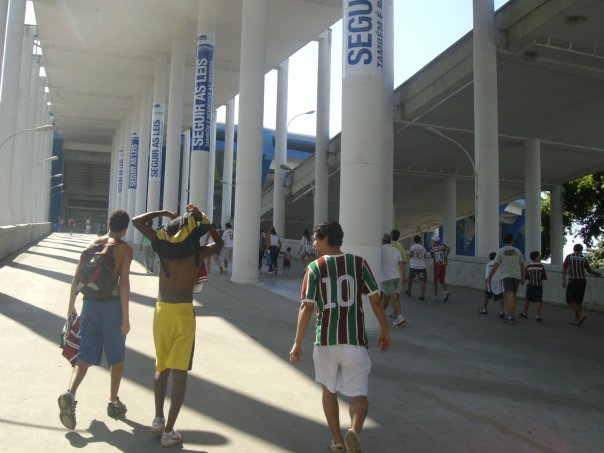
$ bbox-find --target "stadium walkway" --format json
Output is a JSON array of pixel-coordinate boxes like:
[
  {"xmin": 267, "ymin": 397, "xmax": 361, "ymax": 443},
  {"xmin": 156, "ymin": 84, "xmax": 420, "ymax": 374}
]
[{"xmin": 0, "ymin": 233, "xmax": 602, "ymax": 452}]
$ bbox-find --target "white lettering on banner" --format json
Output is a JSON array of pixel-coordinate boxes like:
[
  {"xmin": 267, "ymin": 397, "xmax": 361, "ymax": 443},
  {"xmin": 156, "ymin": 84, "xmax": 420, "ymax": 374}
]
[
  {"xmin": 117, "ymin": 150, "xmax": 124, "ymax": 194},
  {"xmin": 149, "ymin": 104, "xmax": 164, "ymax": 180},
  {"xmin": 192, "ymin": 33, "xmax": 215, "ymax": 152},
  {"xmin": 128, "ymin": 133, "xmax": 139, "ymax": 189},
  {"xmin": 344, "ymin": 0, "xmax": 385, "ymax": 77}
]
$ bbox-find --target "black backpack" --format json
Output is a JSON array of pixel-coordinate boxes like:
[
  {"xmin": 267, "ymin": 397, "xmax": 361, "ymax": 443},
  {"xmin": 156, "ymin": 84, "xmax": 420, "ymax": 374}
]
[
  {"xmin": 152, "ymin": 212, "xmax": 210, "ymax": 276},
  {"xmin": 75, "ymin": 239, "xmax": 122, "ymax": 300}
]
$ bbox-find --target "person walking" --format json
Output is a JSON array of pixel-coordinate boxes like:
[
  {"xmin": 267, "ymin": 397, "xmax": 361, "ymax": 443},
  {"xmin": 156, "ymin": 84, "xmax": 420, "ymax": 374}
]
[
  {"xmin": 562, "ymin": 244, "xmax": 601, "ymax": 326},
  {"xmin": 133, "ymin": 204, "xmax": 223, "ymax": 448},
  {"xmin": 289, "ymin": 221, "xmax": 390, "ymax": 453},
  {"xmin": 221, "ymin": 222, "xmax": 234, "ymax": 274},
  {"xmin": 430, "ymin": 235, "xmax": 451, "ymax": 301},
  {"xmin": 299, "ymin": 228, "xmax": 315, "ymax": 265},
  {"xmin": 487, "ymin": 233, "xmax": 525, "ymax": 324},
  {"xmin": 268, "ymin": 226, "xmax": 282, "ymax": 275},
  {"xmin": 58, "ymin": 210, "xmax": 133, "ymax": 431},
  {"xmin": 140, "ymin": 219, "xmax": 156, "ymax": 274},
  {"xmin": 520, "ymin": 251, "xmax": 547, "ymax": 322},
  {"xmin": 381, "ymin": 233, "xmax": 406, "ymax": 326},
  {"xmin": 406, "ymin": 235, "xmax": 427, "ymax": 300}
]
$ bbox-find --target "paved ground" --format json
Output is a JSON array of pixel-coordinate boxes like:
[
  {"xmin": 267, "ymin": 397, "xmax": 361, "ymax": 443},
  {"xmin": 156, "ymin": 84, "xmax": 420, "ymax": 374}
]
[{"xmin": 0, "ymin": 232, "xmax": 603, "ymax": 452}]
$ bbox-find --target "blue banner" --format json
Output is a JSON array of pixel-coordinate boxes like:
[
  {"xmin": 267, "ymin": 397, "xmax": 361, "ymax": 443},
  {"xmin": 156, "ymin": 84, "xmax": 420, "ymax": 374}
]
[
  {"xmin": 149, "ymin": 104, "xmax": 164, "ymax": 180},
  {"xmin": 192, "ymin": 33, "xmax": 215, "ymax": 152},
  {"xmin": 117, "ymin": 149, "xmax": 124, "ymax": 194},
  {"xmin": 128, "ymin": 133, "xmax": 139, "ymax": 189}
]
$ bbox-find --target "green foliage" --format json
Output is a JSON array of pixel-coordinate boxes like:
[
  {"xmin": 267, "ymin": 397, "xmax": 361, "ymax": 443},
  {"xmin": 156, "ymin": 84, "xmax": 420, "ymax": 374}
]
[
  {"xmin": 541, "ymin": 172, "xmax": 604, "ymax": 259},
  {"xmin": 586, "ymin": 240, "xmax": 604, "ymax": 269}
]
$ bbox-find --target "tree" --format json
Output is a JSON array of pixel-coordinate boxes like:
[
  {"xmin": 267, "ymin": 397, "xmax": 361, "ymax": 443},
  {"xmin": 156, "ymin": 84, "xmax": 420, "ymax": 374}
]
[
  {"xmin": 586, "ymin": 240, "xmax": 604, "ymax": 269},
  {"xmin": 541, "ymin": 171, "xmax": 604, "ymax": 259}
]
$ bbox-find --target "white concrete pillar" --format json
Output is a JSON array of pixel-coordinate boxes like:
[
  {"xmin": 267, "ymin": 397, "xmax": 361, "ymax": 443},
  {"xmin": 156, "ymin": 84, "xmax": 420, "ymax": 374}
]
[
  {"xmin": 134, "ymin": 82, "xmax": 153, "ymax": 244},
  {"xmin": 524, "ymin": 138, "xmax": 541, "ymax": 255},
  {"xmin": 340, "ymin": 0, "xmax": 387, "ymax": 276},
  {"xmin": 180, "ymin": 130, "xmax": 191, "ymax": 211},
  {"xmin": 147, "ymin": 55, "xmax": 168, "ymax": 226},
  {"xmin": 126, "ymin": 94, "xmax": 141, "ymax": 243},
  {"xmin": 0, "ymin": 0, "xmax": 8, "ymax": 80},
  {"xmin": 207, "ymin": 111, "xmax": 217, "ymax": 222},
  {"xmin": 108, "ymin": 137, "xmax": 118, "ymax": 216},
  {"xmin": 443, "ymin": 176, "xmax": 457, "ymax": 255},
  {"xmin": 0, "ymin": 0, "xmax": 26, "ymax": 226},
  {"xmin": 189, "ymin": 0, "xmax": 217, "ymax": 215},
  {"xmin": 273, "ymin": 60, "xmax": 288, "ymax": 238},
  {"xmin": 22, "ymin": 55, "xmax": 41, "ymax": 223},
  {"xmin": 120, "ymin": 114, "xmax": 132, "ymax": 210},
  {"xmin": 550, "ymin": 186, "xmax": 563, "ymax": 265},
  {"xmin": 13, "ymin": 25, "xmax": 35, "ymax": 223},
  {"xmin": 473, "ymin": 0, "xmax": 500, "ymax": 257},
  {"xmin": 163, "ymin": 20, "xmax": 187, "ymax": 214},
  {"xmin": 382, "ymin": 0, "xmax": 394, "ymax": 232},
  {"xmin": 221, "ymin": 98, "xmax": 235, "ymax": 227},
  {"xmin": 314, "ymin": 30, "xmax": 330, "ymax": 225},
  {"xmin": 231, "ymin": 0, "xmax": 266, "ymax": 284}
]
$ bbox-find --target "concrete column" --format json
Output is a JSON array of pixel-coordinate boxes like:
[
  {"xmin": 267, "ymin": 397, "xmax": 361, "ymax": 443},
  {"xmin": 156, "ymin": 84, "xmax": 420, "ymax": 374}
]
[
  {"xmin": 382, "ymin": 0, "xmax": 395, "ymax": 232},
  {"xmin": 120, "ymin": 114, "xmax": 132, "ymax": 210},
  {"xmin": 273, "ymin": 60, "xmax": 288, "ymax": 238},
  {"xmin": 0, "ymin": 0, "xmax": 26, "ymax": 226},
  {"xmin": 147, "ymin": 55, "xmax": 168, "ymax": 226},
  {"xmin": 0, "ymin": 0, "xmax": 8, "ymax": 80},
  {"xmin": 134, "ymin": 82, "xmax": 153, "ymax": 245},
  {"xmin": 231, "ymin": 0, "xmax": 266, "ymax": 284},
  {"xmin": 13, "ymin": 25, "xmax": 35, "ymax": 224},
  {"xmin": 189, "ymin": 0, "xmax": 217, "ymax": 214},
  {"xmin": 126, "ymin": 95, "xmax": 141, "ymax": 243},
  {"xmin": 207, "ymin": 111, "xmax": 217, "ymax": 222},
  {"xmin": 550, "ymin": 186, "xmax": 563, "ymax": 265},
  {"xmin": 108, "ymin": 139, "xmax": 117, "ymax": 216},
  {"xmin": 473, "ymin": 0, "xmax": 500, "ymax": 257},
  {"xmin": 221, "ymin": 98, "xmax": 235, "ymax": 227},
  {"xmin": 163, "ymin": 20, "xmax": 187, "ymax": 214},
  {"xmin": 340, "ymin": 0, "xmax": 387, "ymax": 276},
  {"xmin": 314, "ymin": 30, "xmax": 330, "ymax": 225},
  {"xmin": 22, "ymin": 55, "xmax": 41, "ymax": 223},
  {"xmin": 524, "ymin": 138, "xmax": 541, "ymax": 255},
  {"xmin": 114, "ymin": 123, "xmax": 124, "ymax": 211},
  {"xmin": 180, "ymin": 130, "xmax": 191, "ymax": 210},
  {"xmin": 443, "ymin": 177, "xmax": 457, "ymax": 255}
]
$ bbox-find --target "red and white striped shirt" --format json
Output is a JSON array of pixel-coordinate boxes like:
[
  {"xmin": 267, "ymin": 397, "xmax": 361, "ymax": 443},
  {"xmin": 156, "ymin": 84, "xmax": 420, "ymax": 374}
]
[{"xmin": 563, "ymin": 253, "xmax": 590, "ymax": 280}]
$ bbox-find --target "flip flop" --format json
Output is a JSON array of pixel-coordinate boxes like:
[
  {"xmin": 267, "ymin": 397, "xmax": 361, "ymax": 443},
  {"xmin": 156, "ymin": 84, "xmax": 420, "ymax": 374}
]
[{"xmin": 577, "ymin": 314, "xmax": 586, "ymax": 326}]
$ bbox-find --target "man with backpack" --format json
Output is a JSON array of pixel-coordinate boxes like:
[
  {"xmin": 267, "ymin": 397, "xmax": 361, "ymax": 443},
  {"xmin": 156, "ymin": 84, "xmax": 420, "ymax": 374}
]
[
  {"xmin": 58, "ymin": 209, "xmax": 133, "ymax": 431},
  {"xmin": 132, "ymin": 203, "xmax": 223, "ymax": 448}
]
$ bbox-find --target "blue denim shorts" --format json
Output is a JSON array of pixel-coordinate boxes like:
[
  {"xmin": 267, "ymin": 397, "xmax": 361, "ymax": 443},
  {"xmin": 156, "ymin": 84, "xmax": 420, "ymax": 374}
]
[{"xmin": 78, "ymin": 298, "xmax": 125, "ymax": 366}]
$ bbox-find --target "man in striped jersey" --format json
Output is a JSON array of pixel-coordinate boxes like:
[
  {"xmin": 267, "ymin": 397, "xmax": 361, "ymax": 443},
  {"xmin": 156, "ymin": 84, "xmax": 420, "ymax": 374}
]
[
  {"xmin": 289, "ymin": 222, "xmax": 390, "ymax": 453},
  {"xmin": 562, "ymin": 244, "xmax": 601, "ymax": 326},
  {"xmin": 520, "ymin": 251, "xmax": 547, "ymax": 322}
]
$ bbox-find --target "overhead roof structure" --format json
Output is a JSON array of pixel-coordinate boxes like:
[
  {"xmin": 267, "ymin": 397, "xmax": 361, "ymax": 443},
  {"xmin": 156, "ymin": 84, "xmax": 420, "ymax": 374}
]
[
  {"xmin": 260, "ymin": 0, "xmax": 604, "ymax": 238},
  {"xmin": 33, "ymin": 0, "xmax": 604, "ymax": 239}
]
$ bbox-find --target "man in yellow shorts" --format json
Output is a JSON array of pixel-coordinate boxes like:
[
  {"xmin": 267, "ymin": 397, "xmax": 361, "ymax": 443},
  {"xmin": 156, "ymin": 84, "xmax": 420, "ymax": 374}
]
[{"xmin": 133, "ymin": 204, "xmax": 223, "ymax": 448}]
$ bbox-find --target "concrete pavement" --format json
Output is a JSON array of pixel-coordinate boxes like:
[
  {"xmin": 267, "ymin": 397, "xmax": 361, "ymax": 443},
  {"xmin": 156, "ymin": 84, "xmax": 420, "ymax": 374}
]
[{"xmin": 0, "ymin": 232, "xmax": 603, "ymax": 452}]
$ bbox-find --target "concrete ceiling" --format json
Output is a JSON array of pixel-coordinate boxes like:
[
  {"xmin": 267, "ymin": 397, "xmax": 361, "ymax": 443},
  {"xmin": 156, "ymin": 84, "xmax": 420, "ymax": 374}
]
[{"xmin": 34, "ymin": 0, "xmax": 342, "ymax": 148}]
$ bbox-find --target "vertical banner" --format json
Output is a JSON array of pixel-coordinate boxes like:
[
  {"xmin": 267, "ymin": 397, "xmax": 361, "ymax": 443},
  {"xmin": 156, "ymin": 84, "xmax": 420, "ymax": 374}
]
[
  {"xmin": 192, "ymin": 33, "xmax": 215, "ymax": 152},
  {"xmin": 128, "ymin": 133, "xmax": 140, "ymax": 189},
  {"xmin": 343, "ymin": 0, "xmax": 384, "ymax": 78},
  {"xmin": 117, "ymin": 149, "xmax": 124, "ymax": 194},
  {"xmin": 149, "ymin": 103, "xmax": 165, "ymax": 183}
]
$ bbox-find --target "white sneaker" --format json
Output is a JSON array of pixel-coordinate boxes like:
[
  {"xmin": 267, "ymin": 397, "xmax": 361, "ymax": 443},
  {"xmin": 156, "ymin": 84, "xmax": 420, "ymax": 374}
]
[
  {"xmin": 151, "ymin": 416, "xmax": 165, "ymax": 436},
  {"xmin": 393, "ymin": 315, "xmax": 406, "ymax": 326},
  {"xmin": 160, "ymin": 429, "xmax": 182, "ymax": 448}
]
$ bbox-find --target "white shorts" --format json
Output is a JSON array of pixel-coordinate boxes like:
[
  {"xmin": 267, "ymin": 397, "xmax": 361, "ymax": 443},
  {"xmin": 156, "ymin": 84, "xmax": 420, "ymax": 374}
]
[
  {"xmin": 222, "ymin": 247, "xmax": 233, "ymax": 261},
  {"xmin": 313, "ymin": 344, "xmax": 371, "ymax": 397}
]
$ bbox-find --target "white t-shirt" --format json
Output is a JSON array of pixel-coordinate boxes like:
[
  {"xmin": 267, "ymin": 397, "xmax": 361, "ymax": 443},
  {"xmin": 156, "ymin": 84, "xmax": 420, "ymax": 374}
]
[
  {"xmin": 381, "ymin": 244, "xmax": 402, "ymax": 281},
  {"xmin": 485, "ymin": 260, "xmax": 502, "ymax": 294},
  {"xmin": 494, "ymin": 245, "xmax": 524, "ymax": 279},
  {"xmin": 222, "ymin": 228, "xmax": 234, "ymax": 247},
  {"xmin": 269, "ymin": 233, "xmax": 280, "ymax": 247},
  {"xmin": 409, "ymin": 243, "xmax": 427, "ymax": 269}
]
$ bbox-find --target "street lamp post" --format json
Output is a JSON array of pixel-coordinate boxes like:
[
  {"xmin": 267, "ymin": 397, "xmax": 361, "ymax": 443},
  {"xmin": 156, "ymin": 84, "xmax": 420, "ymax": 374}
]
[
  {"xmin": 426, "ymin": 127, "xmax": 476, "ymax": 255},
  {"xmin": 0, "ymin": 124, "xmax": 54, "ymax": 152}
]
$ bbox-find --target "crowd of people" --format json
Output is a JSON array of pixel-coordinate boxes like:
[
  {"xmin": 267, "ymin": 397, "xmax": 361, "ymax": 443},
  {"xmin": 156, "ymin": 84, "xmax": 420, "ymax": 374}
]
[{"xmin": 57, "ymin": 211, "xmax": 600, "ymax": 452}]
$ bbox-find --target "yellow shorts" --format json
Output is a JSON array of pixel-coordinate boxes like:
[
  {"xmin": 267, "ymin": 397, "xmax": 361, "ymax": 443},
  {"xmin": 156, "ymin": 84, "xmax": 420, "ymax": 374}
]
[{"xmin": 153, "ymin": 302, "xmax": 196, "ymax": 372}]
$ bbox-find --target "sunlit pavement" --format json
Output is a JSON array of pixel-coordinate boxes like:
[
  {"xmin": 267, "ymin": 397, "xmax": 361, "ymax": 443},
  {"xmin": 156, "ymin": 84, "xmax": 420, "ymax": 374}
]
[{"xmin": 1, "ymin": 233, "xmax": 602, "ymax": 452}]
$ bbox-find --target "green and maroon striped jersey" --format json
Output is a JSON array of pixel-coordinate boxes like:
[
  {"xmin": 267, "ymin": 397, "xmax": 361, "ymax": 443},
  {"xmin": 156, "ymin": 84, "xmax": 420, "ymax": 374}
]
[{"xmin": 301, "ymin": 253, "xmax": 379, "ymax": 347}]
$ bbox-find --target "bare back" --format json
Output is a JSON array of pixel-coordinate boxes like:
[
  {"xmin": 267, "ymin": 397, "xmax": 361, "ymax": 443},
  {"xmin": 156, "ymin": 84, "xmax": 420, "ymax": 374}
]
[{"xmin": 158, "ymin": 246, "xmax": 212, "ymax": 303}]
